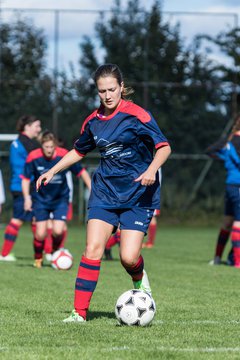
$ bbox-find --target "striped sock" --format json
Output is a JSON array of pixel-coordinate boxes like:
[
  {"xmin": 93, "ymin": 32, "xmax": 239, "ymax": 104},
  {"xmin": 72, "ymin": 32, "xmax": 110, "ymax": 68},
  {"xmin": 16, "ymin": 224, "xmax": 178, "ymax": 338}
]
[
  {"xmin": 74, "ymin": 256, "xmax": 101, "ymax": 319},
  {"xmin": 52, "ymin": 234, "xmax": 64, "ymax": 252},
  {"xmin": 231, "ymin": 227, "xmax": 240, "ymax": 266},
  {"xmin": 1, "ymin": 221, "xmax": 21, "ymax": 256},
  {"xmin": 33, "ymin": 237, "xmax": 44, "ymax": 259},
  {"xmin": 121, "ymin": 255, "xmax": 144, "ymax": 281},
  {"xmin": 215, "ymin": 228, "xmax": 230, "ymax": 258}
]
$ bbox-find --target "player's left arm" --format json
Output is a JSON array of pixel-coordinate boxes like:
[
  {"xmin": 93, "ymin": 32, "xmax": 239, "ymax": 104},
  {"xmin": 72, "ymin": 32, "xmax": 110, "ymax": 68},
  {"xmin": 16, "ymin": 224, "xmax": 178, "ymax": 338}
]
[{"xmin": 135, "ymin": 145, "xmax": 171, "ymax": 186}]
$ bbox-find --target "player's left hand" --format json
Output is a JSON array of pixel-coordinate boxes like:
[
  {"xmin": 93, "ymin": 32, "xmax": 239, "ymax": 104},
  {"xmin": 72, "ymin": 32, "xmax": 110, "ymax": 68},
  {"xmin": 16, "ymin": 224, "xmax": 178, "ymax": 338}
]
[{"xmin": 134, "ymin": 170, "xmax": 156, "ymax": 186}]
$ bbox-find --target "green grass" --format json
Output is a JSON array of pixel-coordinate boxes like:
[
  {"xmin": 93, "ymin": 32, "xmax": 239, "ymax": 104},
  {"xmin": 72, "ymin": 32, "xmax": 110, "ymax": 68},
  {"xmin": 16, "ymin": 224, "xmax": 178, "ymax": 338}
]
[{"xmin": 0, "ymin": 223, "xmax": 240, "ymax": 360}]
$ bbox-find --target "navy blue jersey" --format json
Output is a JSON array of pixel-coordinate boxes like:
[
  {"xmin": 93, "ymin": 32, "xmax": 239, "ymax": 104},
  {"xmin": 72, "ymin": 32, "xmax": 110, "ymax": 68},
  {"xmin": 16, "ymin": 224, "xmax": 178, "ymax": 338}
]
[
  {"xmin": 23, "ymin": 147, "xmax": 84, "ymax": 206},
  {"xmin": 74, "ymin": 99, "xmax": 169, "ymax": 209}
]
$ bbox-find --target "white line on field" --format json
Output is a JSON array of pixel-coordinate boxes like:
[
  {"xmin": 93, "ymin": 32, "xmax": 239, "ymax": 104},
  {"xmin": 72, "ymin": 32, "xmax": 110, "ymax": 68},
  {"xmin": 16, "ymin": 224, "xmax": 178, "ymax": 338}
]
[
  {"xmin": 104, "ymin": 346, "xmax": 240, "ymax": 353},
  {"xmin": 154, "ymin": 320, "xmax": 240, "ymax": 325},
  {"xmin": 155, "ymin": 347, "xmax": 240, "ymax": 353}
]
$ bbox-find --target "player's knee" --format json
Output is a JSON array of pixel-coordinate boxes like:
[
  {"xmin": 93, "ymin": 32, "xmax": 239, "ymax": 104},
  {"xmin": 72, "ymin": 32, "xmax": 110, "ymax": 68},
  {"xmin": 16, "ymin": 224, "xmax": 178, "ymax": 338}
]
[
  {"xmin": 35, "ymin": 231, "xmax": 46, "ymax": 241},
  {"xmin": 120, "ymin": 254, "xmax": 138, "ymax": 268},
  {"xmin": 84, "ymin": 242, "xmax": 103, "ymax": 260}
]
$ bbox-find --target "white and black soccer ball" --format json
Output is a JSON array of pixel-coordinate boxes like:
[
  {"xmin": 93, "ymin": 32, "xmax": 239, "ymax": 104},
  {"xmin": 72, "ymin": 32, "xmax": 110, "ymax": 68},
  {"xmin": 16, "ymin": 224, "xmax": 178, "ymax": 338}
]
[
  {"xmin": 115, "ymin": 289, "xmax": 156, "ymax": 326},
  {"xmin": 51, "ymin": 248, "xmax": 73, "ymax": 270}
]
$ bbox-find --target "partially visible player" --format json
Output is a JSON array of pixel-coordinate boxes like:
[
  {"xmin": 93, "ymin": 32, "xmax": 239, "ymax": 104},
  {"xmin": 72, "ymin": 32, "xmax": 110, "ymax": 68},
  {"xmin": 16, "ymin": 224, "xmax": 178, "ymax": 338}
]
[
  {"xmin": 0, "ymin": 115, "xmax": 41, "ymax": 261},
  {"xmin": 44, "ymin": 151, "xmax": 91, "ymax": 261},
  {"xmin": 22, "ymin": 131, "xmax": 90, "ymax": 268},
  {"xmin": 206, "ymin": 113, "xmax": 240, "ymax": 267},
  {"xmin": 36, "ymin": 63, "xmax": 171, "ymax": 322}
]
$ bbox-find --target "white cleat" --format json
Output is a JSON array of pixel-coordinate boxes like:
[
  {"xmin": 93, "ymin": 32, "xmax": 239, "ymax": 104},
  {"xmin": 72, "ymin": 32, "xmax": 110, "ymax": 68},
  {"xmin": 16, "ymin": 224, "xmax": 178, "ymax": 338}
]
[
  {"xmin": 63, "ymin": 310, "xmax": 86, "ymax": 323},
  {"xmin": 0, "ymin": 253, "xmax": 16, "ymax": 262},
  {"xmin": 208, "ymin": 256, "xmax": 222, "ymax": 265},
  {"xmin": 133, "ymin": 269, "xmax": 152, "ymax": 295}
]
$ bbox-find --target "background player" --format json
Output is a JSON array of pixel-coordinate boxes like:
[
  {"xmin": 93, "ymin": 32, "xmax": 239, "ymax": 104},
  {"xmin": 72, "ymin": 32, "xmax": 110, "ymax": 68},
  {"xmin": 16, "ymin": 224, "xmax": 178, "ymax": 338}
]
[
  {"xmin": 0, "ymin": 115, "xmax": 41, "ymax": 261},
  {"xmin": 36, "ymin": 63, "xmax": 171, "ymax": 322},
  {"xmin": 206, "ymin": 113, "xmax": 240, "ymax": 267},
  {"xmin": 22, "ymin": 131, "xmax": 91, "ymax": 268}
]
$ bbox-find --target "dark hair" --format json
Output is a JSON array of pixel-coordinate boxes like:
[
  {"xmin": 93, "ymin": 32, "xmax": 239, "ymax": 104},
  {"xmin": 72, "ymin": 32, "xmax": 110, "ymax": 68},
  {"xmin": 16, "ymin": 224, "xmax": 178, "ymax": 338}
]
[
  {"xmin": 228, "ymin": 113, "xmax": 240, "ymax": 141},
  {"xmin": 38, "ymin": 130, "xmax": 56, "ymax": 145},
  {"xmin": 93, "ymin": 63, "xmax": 134, "ymax": 99},
  {"xmin": 16, "ymin": 115, "xmax": 39, "ymax": 132}
]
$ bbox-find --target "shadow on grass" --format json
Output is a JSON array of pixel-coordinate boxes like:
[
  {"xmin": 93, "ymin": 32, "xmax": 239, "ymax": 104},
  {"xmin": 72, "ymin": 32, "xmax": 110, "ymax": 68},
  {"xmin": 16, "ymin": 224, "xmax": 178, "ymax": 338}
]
[
  {"xmin": 61, "ymin": 309, "xmax": 116, "ymax": 321},
  {"xmin": 88, "ymin": 311, "xmax": 116, "ymax": 320}
]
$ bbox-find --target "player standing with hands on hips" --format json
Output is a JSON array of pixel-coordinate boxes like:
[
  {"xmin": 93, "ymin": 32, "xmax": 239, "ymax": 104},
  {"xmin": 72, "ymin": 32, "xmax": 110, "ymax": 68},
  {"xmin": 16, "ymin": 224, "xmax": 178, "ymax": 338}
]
[{"xmin": 36, "ymin": 64, "xmax": 171, "ymax": 322}]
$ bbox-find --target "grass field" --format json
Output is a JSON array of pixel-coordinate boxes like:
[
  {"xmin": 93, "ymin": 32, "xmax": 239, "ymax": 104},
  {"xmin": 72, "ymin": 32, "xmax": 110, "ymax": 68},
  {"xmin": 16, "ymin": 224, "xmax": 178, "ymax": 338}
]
[{"xmin": 0, "ymin": 223, "xmax": 240, "ymax": 360}]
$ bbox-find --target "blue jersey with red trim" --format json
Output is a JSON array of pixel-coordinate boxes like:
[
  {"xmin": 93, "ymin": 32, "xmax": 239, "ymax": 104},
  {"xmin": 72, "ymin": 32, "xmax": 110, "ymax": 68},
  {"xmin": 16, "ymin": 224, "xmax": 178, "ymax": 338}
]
[
  {"xmin": 23, "ymin": 147, "xmax": 84, "ymax": 206},
  {"xmin": 74, "ymin": 99, "xmax": 169, "ymax": 209}
]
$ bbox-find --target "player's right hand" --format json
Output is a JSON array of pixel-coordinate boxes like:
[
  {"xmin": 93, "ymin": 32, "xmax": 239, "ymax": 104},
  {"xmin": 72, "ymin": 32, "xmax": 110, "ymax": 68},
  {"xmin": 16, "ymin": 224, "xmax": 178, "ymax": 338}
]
[{"xmin": 36, "ymin": 170, "xmax": 54, "ymax": 192}]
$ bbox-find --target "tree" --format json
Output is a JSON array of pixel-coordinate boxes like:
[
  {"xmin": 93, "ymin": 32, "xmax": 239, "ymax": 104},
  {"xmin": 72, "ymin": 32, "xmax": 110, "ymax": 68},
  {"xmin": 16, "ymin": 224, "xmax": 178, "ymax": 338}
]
[{"xmin": 0, "ymin": 18, "xmax": 53, "ymax": 133}]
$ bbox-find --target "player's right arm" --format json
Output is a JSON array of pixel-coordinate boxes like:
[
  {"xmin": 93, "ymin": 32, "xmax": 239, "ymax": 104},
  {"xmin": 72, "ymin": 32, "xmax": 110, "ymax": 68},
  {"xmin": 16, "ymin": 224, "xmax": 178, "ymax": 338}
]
[
  {"xmin": 36, "ymin": 149, "xmax": 83, "ymax": 191},
  {"xmin": 22, "ymin": 178, "xmax": 32, "ymax": 211}
]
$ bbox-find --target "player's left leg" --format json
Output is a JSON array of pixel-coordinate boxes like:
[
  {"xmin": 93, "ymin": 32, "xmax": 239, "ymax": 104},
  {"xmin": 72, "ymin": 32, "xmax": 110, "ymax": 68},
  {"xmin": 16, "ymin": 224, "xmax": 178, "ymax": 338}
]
[
  {"xmin": 34, "ymin": 220, "xmax": 48, "ymax": 268},
  {"xmin": 52, "ymin": 220, "xmax": 66, "ymax": 251},
  {"xmin": 119, "ymin": 208, "xmax": 154, "ymax": 294}
]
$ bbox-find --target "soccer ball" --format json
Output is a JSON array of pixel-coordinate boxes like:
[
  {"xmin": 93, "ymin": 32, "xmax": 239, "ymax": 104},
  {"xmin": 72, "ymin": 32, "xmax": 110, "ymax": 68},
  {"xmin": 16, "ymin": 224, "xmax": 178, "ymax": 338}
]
[
  {"xmin": 51, "ymin": 248, "xmax": 73, "ymax": 270},
  {"xmin": 115, "ymin": 289, "xmax": 156, "ymax": 326}
]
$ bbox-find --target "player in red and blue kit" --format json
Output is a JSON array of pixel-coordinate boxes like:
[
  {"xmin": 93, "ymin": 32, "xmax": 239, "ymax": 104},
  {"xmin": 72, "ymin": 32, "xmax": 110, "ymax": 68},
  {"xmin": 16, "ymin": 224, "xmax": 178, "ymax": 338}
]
[
  {"xmin": 207, "ymin": 113, "xmax": 240, "ymax": 267},
  {"xmin": 22, "ymin": 131, "xmax": 89, "ymax": 268},
  {"xmin": 0, "ymin": 115, "xmax": 41, "ymax": 262},
  {"xmin": 36, "ymin": 64, "xmax": 171, "ymax": 322}
]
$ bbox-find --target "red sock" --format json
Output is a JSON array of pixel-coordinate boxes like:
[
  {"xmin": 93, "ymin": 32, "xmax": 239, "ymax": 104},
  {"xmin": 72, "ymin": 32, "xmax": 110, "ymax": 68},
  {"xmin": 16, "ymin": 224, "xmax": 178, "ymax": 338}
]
[
  {"xmin": 59, "ymin": 229, "xmax": 67, "ymax": 248},
  {"xmin": 146, "ymin": 223, "xmax": 157, "ymax": 245},
  {"xmin": 231, "ymin": 227, "xmax": 240, "ymax": 266},
  {"xmin": 1, "ymin": 221, "xmax": 21, "ymax": 256},
  {"xmin": 215, "ymin": 228, "xmax": 230, "ymax": 257},
  {"xmin": 44, "ymin": 228, "xmax": 53, "ymax": 254},
  {"xmin": 33, "ymin": 237, "xmax": 44, "ymax": 259},
  {"xmin": 74, "ymin": 256, "xmax": 101, "ymax": 319},
  {"xmin": 121, "ymin": 255, "xmax": 144, "ymax": 281}
]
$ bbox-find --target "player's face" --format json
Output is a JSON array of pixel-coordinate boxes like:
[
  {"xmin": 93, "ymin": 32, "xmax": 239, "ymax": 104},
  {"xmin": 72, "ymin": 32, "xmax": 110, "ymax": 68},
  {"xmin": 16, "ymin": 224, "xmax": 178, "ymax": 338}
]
[
  {"xmin": 26, "ymin": 120, "xmax": 42, "ymax": 139},
  {"xmin": 96, "ymin": 76, "xmax": 123, "ymax": 116},
  {"xmin": 42, "ymin": 140, "xmax": 55, "ymax": 158}
]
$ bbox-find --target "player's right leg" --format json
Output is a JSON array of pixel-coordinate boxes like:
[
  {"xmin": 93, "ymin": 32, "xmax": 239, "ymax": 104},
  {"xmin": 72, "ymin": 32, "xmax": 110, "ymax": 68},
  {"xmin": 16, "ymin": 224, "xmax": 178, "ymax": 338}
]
[
  {"xmin": 63, "ymin": 208, "xmax": 116, "ymax": 323},
  {"xmin": 0, "ymin": 193, "xmax": 32, "ymax": 261},
  {"xmin": 209, "ymin": 215, "xmax": 233, "ymax": 265}
]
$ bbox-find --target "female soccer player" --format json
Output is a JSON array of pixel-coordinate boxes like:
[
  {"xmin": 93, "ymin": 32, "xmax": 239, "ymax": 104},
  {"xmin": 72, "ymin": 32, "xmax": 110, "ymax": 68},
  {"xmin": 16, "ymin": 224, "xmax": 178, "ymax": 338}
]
[
  {"xmin": 36, "ymin": 63, "xmax": 171, "ymax": 322},
  {"xmin": 22, "ymin": 131, "xmax": 90, "ymax": 268},
  {"xmin": 207, "ymin": 113, "xmax": 240, "ymax": 267},
  {"xmin": 0, "ymin": 115, "xmax": 41, "ymax": 261}
]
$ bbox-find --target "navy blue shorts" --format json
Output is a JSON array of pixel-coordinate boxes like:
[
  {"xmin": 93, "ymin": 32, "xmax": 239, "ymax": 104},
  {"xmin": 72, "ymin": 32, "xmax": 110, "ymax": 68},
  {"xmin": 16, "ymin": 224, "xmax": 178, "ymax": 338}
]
[
  {"xmin": 34, "ymin": 201, "xmax": 68, "ymax": 222},
  {"xmin": 224, "ymin": 184, "xmax": 240, "ymax": 220},
  {"xmin": 12, "ymin": 194, "xmax": 33, "ymax": 222},
  {"xmin": 87, "ymin": 207, "xmax": 154, "ymax": 234}
]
